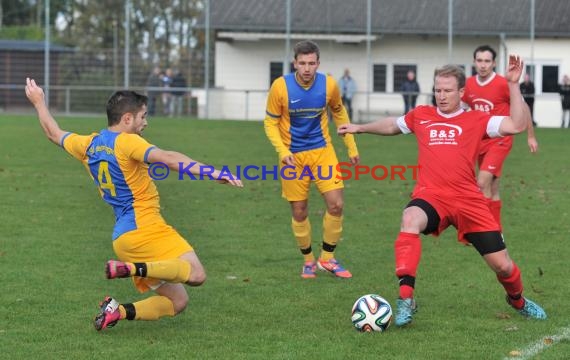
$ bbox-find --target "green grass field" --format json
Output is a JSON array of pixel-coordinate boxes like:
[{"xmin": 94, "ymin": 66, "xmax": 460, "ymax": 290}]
[{"xmin": 1, "ymin": 115, "xmax": 569, "ymax": 359}]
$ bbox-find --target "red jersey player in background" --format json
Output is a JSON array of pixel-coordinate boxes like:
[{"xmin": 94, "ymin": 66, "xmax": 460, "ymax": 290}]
[
  {"xmin": 462, "ymin": 45, "xmax": 539, "ymax": 230},
  {"xmin": 338, "ymin": 56, "xmax": 546, "ymax": 327}
]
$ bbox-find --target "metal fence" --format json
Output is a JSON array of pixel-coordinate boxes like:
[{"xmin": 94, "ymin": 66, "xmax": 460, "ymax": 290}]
[{"xmin": 2, "ymin": 0, "xmax": 567, "ymax": 127}]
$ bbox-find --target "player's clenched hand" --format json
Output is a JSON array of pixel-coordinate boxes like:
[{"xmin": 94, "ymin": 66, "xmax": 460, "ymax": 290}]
[
  {"xmin": 349, "ymin": 155, "xmax": 360, "ymax": 165},
  {"xmin": 505, "ymin": 55, "xmax": 524, "ymax": 83},
  {"xmin": 338, "ymin": 124, "xmax": 360, "ymax": 136},
  {"xmin": 528, "ymin": 137, "xmax": 539, "ymax": 153},
  {"xmin": 25, "ymin": 77, "xmax": 46, "ymax": 107},
  {"xmin": 281, "ymin": 154, "xmax": 295, "ymax": 166}
]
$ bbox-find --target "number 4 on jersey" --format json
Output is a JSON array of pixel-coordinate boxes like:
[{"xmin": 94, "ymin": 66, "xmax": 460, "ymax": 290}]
[{"xmin": 98, "ymin": 161, "xmax": 116, "ymax": 197}]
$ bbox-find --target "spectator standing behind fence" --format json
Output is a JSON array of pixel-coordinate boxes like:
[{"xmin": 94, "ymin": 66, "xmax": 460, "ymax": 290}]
[
  {"xmin": 559, "ymin": 74, "xmax": 570, "ymax": 128},
  {"xmin": 170, "ymin": 70, "xmax": 188, "ymax": 117},
  {"xmin": 520, "ymin": 73, "xmax": 537, "ymax": 127},
  {"xmin": 162, "ymin": 68, "xmax": 173, "ymax": 116},
  {"xmin": 146, "ymin": 66, "xmax": 162, "ymax": 116},
  {"xmin": 338, "ymin": 68, "xmax": 357, "ymax": 120},
  {"xmin": 401, "ymin": 70, "xmax": 420, "ymax": 113}
]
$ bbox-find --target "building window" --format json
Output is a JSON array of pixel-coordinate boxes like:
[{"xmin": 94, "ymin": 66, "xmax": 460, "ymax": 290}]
[
  {"xmin": 525, "ymin": 62, "xmax": 559, "ymax": 94},
  {"xmin": 269, "ymin": 62, "xmax": 295, "ymax": 87},
  {"xmin": 269, "ymin": 62, "xmax": 282, "ymax": 87},
  {"xmin": 373, "ymin": 64, "xmax": 386, "ymax": 92},
  {"xmin": 393, "ymin": 64, "xmax": 418, "ymax": 92},
  {"xmin": 525, "ymin": 65, "xmax": 536, "ymax": 81},
  {"xmin": 542, "ymin": 65, "xmax": 559, "ymax": 93}
]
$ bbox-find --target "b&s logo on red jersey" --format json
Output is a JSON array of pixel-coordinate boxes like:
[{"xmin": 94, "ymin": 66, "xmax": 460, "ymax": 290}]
[
  {"xmin": 425, "ymin": 123, "xmax": 462, "ymax": 146},
  {"xmin": 471, "ymin": 98, "xmax": 494, "ymax": 114}
]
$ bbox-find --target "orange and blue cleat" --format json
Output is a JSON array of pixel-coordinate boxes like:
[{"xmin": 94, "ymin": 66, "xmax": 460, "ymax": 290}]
[{"xmin": 317, "ymin": 258, "xmax": 352, "ymax": 278}]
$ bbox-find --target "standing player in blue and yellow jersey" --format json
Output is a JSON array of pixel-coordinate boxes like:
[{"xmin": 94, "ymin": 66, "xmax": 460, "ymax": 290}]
[
  {"xmin": 25, "ymin": 78, "xmax": 242, "ymax": 331},
  {"xmin": 264, "ymin": 40, "xmax": 360, "ymax": 279}
]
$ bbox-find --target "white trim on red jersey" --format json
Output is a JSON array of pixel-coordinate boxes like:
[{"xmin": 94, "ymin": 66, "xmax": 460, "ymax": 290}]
[
  {"xmin": 487, "ymin": 116, "xmax": 506, "ymax": 138},
  {"xmin": 397, "ymin": 115, "xmax": 411, "ymax": 134},
  {"xmin": 476, "ymin": 72, "xmax": 497, "ymax": 86}
]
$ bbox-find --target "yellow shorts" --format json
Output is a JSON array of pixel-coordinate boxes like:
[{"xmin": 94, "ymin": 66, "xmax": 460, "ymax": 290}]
[
  {"xmin": 112, "ymin": 222, "xmax": 193, "ymax": 293},
  {"xmin": 280, "ymin": 145, "xmax": 344, "ymax": 201}
]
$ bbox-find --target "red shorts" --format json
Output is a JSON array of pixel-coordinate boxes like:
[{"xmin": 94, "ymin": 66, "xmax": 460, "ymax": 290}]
[
  {"xmin": 412, "ymin": 188, "xmax": 500, "ymax": 244},
  {"xmin": 478, "ymin": 136, "xmax": 513, "ymax": 177}
]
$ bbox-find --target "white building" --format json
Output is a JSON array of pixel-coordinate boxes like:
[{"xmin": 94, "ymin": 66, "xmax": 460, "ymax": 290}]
[{"xmin": 199, "ymin": 0, "xmax": 570, "ymax": 127}]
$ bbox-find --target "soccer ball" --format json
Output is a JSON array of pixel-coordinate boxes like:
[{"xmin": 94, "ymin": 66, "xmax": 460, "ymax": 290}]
[{"xmin": 351, "ymin": 294, "xmax": 393, "ymax": 332}]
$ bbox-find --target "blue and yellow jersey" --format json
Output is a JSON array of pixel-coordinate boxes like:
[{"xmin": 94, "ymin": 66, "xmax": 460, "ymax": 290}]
[
  {"xmin": 61, "ymin": 130, "xmax": 164, "ymax": 240},
  {"xmin": 264, "ymin": 72, "xmax": 358, "ymax": 159}
]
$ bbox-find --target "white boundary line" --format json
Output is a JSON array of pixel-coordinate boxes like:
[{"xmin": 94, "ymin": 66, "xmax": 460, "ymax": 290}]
[{"xmin": 503, "ymin": 326, "xmax": 570, "ymax": 360}]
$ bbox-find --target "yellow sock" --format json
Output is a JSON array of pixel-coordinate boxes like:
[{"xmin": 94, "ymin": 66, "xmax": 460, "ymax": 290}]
[
  {"xmin": 128, "ymin": 259, "xmax": 191, "ymax": 283},
  {"xmin": 118, "ymin": 305, "xmax": 127, "ymax": 320},
  {"xmin": 292, "ymin": 218, "xmax": 315, "ymax": 263},
  {"xmin": 320, "ymin": 212, "xmax": 343, "ymax": 261},
  {"xmin": 126, "ymin": 296, "xmax": 176, "ymax": 320}
]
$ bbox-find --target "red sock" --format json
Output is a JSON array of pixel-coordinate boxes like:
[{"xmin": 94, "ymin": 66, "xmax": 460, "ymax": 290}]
[
  {"xmin": 399, "ymin": 285, "xmax": 415, "ymax": 299},
  {"xmin": 395, "ymin": 232, "xmax": 422, "ymax": 299},
  {"xmin": 497, "ymin": 262, "xmax": 524, "ymax": 309},
  {"xmin": 488, "ymin": 199, "xmax": 502, "ymax": 230}
]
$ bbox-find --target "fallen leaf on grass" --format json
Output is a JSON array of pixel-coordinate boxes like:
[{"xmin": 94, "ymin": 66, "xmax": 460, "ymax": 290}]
[
  {"xmin": 496, "ymin": 312, "xmax": 512, "ymax": 319},
  {"xmin": 543, "ymin": 337, "xmax": 553, "ymax": 345},
  {"xmin": 509, "ymin": 350, "xmax": 521, "ymax": 357}
]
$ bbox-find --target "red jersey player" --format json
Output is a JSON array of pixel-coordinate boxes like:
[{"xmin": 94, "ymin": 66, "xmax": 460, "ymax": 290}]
[
  {"xmin": 338, "ymin": 56, "xmax": 546, "ymax": 326},
  {"xmin": 462, "ymin": 45, "xmax": 538, "ymax": 229}
]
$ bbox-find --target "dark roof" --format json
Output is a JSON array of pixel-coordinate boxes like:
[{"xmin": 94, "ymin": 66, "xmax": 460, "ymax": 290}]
[
  {"xmin": 203, "ymin": 0, "xmax": 570, "ymax": 37},
  {"xmin": 0, "ymin": 40, "xmax": 73, "ymax": 52}
]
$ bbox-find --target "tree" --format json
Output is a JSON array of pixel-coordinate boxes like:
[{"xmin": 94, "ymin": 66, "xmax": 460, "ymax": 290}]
[
  {"xmin": 51, "ymin": 0, "xmax": 204, "ymax": 85},
  {"xmin": 2, "ymin": 0, "xmax": 206, "ymax": 88}
]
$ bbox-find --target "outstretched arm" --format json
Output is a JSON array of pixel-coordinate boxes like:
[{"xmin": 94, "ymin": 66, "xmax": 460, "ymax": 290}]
[
  {"xmin": 147, "ymin": 148, "xmax": 243, "ymax": 187},
  {"xmin": 24, "ymin": 78, "xmax": 67, "ymax": 145},
  {"xmin": 525, "ymin": 104, "xmax": 538, "ymax": 153},
  {"xmin": 499, "ymin": 56, "xmax": 530, "ymax": 136},
  {"xmin": 338, "ymin": 117, "xmax": 402, "ymax": 136}
]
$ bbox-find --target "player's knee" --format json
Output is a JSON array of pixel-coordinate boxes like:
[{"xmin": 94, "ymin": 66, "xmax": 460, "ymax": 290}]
[
  {"xmin": 485, "ymin": 256, "xmax": 512, "ymax": 276},
  {"xmin": 327, "ymin": 199, "xmax": 344, "ymax": 216},
  {"xmin": 172, "ymin": 293, "xmax": 189, "ymax": 314},
  {"xmin": 490, "ymin": 181, "xmax": 500, "ymax": 198},
  {"xmin": 194, "ymin": 271, "xmax": 207, "ymax": 286},
  {"xmin": 492, "ymin": 260, "xmax": 513, "ymax": 277},
  {"xmin": 400, "ymin": 208, "xmax": 424, "ymax": 232},
  {"xmin": 292, "ymin": 207, "xmax": 308, "ymax": 221},
  {"xmin": 477, "ymin": 177, "xmax": 491, "ymax": 193},
  {"xmin": 400, "ymin": 210, "xmax": 415, "ymax": 229},
  {"xmin": 187, "ymin": 268, "xmax": 207, "ymax": 286}
]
